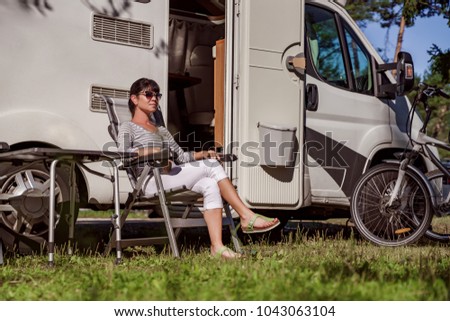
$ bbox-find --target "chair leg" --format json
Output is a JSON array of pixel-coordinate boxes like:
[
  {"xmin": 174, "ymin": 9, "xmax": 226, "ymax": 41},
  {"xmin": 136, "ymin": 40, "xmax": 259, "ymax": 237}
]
[
  {"xmin": 153, "ymin": 168, "xmax": 180, "ymax": 257},
  {"xmin": 159, "ymin": 202, "xmax": 180, "ymax": 257},
  {"xmin": 104, "ymin": 164, "xmax": 153, "ymax": 256},
  {"xmin": 174, "ymin": 204, "xmax": 193, "ymax": 239},
  {"xmin": 224, "ymin": 203, "xmax": 242, "ymax": 253},
  {"xmin": 104, "ymin": 200, "xmax": 133, "ymax": 256}
]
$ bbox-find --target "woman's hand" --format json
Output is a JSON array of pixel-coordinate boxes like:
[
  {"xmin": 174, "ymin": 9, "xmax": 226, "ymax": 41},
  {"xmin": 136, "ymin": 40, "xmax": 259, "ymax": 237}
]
[
  {"xmin": 205, "ymin": 150, "xmax": 220, "ymax": 160},
  {"xmin": 161, "ymin": 160, "xmax": 173, "ymax": 174},
  {"xmin": 194, "ymin": 150, "xmax": 220, "ymax": 161}
]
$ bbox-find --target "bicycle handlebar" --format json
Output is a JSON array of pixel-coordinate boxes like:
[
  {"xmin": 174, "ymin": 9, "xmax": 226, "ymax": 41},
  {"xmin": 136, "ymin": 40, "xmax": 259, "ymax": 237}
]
[
  {"xmin": 418, "ymin": 82, "xmax": 450, "ymax": 99},
  {"xmin": 411, "ymin": 83, "xmax": 449, "ymax": 135}
]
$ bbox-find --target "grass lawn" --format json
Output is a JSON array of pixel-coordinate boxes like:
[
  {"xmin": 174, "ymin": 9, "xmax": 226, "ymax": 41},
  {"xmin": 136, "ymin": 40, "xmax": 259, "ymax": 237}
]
[{"xmin": 1, "ymin": 222, "xmax": 449, "ymax": 301}]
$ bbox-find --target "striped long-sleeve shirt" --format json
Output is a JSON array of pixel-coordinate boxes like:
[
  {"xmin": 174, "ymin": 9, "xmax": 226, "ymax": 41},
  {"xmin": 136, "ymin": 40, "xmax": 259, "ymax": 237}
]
[{"xmin": 117, "ymin": 121, "xmax": 195, "ymax": 178}]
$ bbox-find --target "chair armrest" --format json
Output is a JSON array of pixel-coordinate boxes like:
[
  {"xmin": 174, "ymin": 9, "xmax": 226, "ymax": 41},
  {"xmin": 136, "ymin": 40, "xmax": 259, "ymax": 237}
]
[{"xmin": 124, "ymin": 148, "xmax": 170, "ymax": 168}]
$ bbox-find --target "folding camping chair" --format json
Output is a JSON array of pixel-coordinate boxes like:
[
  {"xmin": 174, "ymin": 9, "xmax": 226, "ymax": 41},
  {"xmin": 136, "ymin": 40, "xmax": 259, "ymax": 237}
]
[{"xmin": 98, "ymin": 95, "xmax": 241, "ymax": 258}]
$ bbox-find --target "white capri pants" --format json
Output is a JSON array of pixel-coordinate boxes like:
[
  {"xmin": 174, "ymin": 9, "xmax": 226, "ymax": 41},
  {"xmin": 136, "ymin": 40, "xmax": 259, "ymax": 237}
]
[{"xmin": 143, "ymin": 159, "xmax": 228, "ymax": 210}]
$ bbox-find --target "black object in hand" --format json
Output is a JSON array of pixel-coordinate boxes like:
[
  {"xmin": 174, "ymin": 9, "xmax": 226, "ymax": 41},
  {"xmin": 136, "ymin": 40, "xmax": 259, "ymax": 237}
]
[{"xmin": 218, "ymin": 153, "xmax": 237, "ymax": 162}]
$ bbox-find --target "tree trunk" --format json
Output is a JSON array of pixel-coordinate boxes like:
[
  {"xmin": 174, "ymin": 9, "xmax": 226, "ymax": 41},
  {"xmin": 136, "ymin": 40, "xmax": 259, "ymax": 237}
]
[{"xmin": 394, "ymin": 15, "xmax": 406, "ymax": 63}]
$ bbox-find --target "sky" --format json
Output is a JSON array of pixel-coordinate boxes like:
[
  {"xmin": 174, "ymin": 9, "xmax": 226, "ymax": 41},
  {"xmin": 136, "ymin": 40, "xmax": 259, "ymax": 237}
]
[{"xmin": 361, "ymin": 15, "xmax": 450, "ymax": 78}]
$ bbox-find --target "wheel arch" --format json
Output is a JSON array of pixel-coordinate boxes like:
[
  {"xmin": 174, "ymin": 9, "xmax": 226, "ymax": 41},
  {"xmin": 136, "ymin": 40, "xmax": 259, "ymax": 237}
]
[{"xmin": 367, "ymin": 147, "xmax": 428, "ymax": 172}]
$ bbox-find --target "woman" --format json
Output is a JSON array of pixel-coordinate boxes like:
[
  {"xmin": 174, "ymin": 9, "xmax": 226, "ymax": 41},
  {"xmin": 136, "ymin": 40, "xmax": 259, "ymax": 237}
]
[{"xmin": 118, "ymin": 78, "xmax": 280, "ymax": 259}]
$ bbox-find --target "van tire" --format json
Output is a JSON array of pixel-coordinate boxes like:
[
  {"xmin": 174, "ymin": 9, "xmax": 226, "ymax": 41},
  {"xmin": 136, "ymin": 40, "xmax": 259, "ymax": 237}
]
[{"xmin": 0, "ymin": 162, "xmax": 79, "ymax": 254}]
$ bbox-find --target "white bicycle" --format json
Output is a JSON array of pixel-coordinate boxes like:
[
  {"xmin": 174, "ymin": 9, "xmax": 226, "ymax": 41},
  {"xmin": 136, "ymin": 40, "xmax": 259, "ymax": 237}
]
[{"xmin": 351, "ymin": 83, "xmax": 450, "ymax": 246}]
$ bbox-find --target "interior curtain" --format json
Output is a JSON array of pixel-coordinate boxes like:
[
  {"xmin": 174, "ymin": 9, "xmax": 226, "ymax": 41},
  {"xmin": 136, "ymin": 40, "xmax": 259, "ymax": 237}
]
[
  {"xmin": 168, "ymin": 17, "xmax": 224, "ymax": 74},
  {"xmin": 167, "ymin": 17, "xmax": 224, "ymax": 134}
]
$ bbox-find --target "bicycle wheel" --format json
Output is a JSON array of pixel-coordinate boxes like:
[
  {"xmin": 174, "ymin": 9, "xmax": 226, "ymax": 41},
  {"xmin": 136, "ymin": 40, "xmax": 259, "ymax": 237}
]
[
  {"xmin": 351, "ymin": 163, "xmax": 433, "ymax": 246},
  {"xmin": 425, "ymin": 170, "xmax": 450, "ymax": 242}
]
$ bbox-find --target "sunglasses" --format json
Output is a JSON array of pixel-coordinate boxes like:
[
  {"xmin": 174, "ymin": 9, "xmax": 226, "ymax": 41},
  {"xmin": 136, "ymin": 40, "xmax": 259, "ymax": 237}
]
[{"xmin": 139, "ymin": 91, "xmax": 162, "ymax": 100}]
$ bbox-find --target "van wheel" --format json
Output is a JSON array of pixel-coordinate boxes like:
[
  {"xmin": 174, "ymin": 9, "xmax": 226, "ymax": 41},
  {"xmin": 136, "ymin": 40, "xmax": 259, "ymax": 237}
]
[{"xmin": 0, "ymin": 163, "xmax": 79, "ymax": 254}]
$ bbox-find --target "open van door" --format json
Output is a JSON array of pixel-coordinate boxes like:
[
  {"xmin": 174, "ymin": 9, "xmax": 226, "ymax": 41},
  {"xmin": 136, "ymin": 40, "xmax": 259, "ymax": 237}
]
[{"xmin": 230, "ymin": 0, "xmax": 306, "ymax": 209}]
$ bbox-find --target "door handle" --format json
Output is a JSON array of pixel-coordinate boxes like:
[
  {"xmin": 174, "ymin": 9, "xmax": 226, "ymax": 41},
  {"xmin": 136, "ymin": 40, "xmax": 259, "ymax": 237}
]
[{"xmin": 306, "ymin": 84, "xmax": 318, "ymax": 112}]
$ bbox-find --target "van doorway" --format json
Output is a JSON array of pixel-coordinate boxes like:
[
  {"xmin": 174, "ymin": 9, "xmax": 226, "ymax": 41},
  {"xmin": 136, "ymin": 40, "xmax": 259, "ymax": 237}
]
[{"xmin": 167, "ymin": 0, "xmax": 226, "ymax": 152}]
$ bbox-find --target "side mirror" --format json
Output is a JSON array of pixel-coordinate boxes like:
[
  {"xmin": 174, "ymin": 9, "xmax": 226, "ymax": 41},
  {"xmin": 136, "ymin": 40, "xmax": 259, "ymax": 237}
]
[
  {"xmin": 396, "ymin": 51, "xmax": 414, "ymax": 96},
  {"xmin": 375, "ymin": 51, "xmax": 415, "ymax": 98}
]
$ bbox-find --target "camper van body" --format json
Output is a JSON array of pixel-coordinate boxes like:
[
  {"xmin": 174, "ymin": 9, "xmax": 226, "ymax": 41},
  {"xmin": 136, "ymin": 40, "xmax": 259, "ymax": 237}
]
[{"xmin": 0, "ymin": 0, "xmax": 428, "ymax": 247}]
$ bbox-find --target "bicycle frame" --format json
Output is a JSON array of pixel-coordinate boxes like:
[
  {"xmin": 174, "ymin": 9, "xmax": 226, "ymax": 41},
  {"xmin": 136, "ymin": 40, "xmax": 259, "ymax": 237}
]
[{"xmin": 387, "ymin": 112, "xmax": 450, "ymax": 215}]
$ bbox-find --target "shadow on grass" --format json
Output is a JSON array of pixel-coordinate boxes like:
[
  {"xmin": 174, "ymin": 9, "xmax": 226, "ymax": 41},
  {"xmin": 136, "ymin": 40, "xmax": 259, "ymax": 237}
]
[
  {"xmin": 69, "ymin": 218, "xmax": 361, "ymax": 257},
  {"xmin": 1, "ymin": 218, "xmax": 446, "ymax": 260}
]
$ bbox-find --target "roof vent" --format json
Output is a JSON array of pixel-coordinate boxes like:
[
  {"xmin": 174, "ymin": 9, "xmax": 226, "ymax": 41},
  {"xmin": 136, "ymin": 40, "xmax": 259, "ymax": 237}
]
[{"xmin": 92, "ymin": 14, "xmax": 153, "ymax": 49}]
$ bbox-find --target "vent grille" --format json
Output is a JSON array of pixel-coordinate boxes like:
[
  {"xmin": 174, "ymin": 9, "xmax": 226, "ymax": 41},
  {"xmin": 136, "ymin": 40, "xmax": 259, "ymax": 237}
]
[
  {"xmin": 91, "ymin": 86, "xmax": 129, "ymax": 112},
  {"xmin": 92, "ymin": 14, "xmax": 153, "ymax": 49},
  {"xmin": 245, "ymin": 167, "xmax": 300, "ymax": 205}
]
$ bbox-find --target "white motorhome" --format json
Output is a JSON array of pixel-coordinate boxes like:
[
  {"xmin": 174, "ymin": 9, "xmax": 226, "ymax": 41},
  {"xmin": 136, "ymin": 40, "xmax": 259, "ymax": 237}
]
[{"xmin": 0, "ymin": 0, "xmax": 420, "ymax": 251}]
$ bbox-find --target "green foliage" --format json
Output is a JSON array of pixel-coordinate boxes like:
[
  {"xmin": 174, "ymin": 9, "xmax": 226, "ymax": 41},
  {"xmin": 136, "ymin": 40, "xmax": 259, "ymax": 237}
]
[
  {"xmin": 428, "ymin": 44, "xmax": 450, "ymax": 83},
  {"xmin": 402, "ymin": 0, "xmax": 450, "ymax": 27},
  {"xmin": 345, "ymin": 0, "xmax": 392, "ymax": 28},
  {"xmin": 346, "ymin": 1, "xmax": 450, "ymax": 61},
  {"xmin": 346, "ymin": 1, "xmax": 450, "ymax": 150},
  {"xmin": 346, "ymin": 0, "xmax": 450, "ymax": 28},
  {"xmin": 1, "ymin": 235, "xmax": 449, "ymax": 300},
  {"xmin": 406, "ymin": 46, "xmax": 450, "ymax": 158}
]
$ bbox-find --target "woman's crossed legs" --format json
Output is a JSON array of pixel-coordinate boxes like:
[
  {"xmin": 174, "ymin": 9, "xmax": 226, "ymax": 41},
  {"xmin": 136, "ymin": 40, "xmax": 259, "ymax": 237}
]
[{"xmin": 144, "ymin": 159, "xmax": 280, "ymax": 258}]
